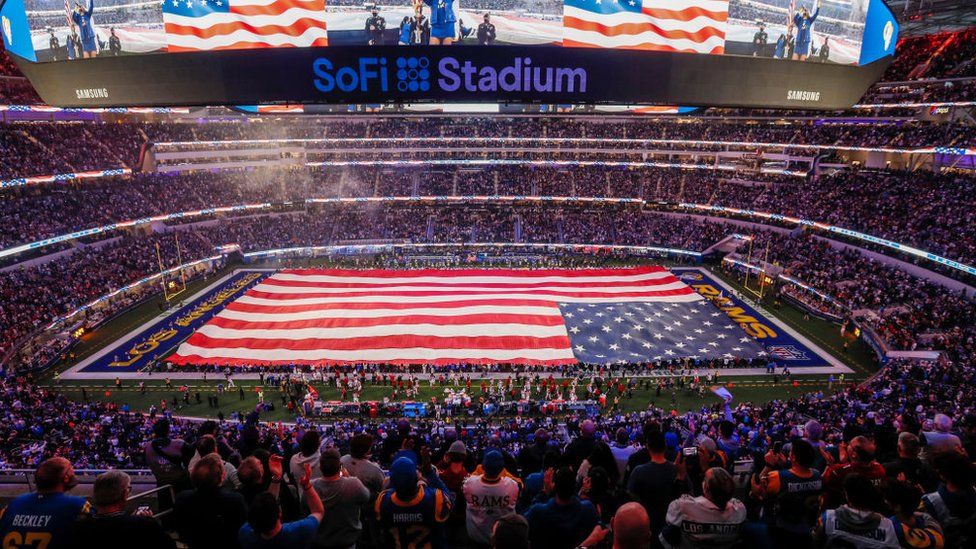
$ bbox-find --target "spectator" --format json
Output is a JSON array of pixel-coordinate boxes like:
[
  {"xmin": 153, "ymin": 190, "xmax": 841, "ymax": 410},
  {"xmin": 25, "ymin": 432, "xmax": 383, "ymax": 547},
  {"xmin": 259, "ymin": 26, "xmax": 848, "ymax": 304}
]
[
  {"xmin": 463, "ymin": 450, "xmax": 520, "ymax": 546},
  {"xmin": 753, "ymin": 439, "xmax": 823, "ymax": 548},
  {"xmin": 310, "ymin": 448, "xmax": 370, "ymax": 549},
  {"xmin": 71, "ymin": 470, "xmax": 175, "ymax": 549},
  {"xmin": 376, "ymin": 457, "xmax": 454, "ymax": 548},
  {"xmin": 922, "ymin": 415, "xmax": 964, "ymax": 462},
  {"xmin": 822, "ymin": 436, "xmax": 887, "ymax": 509},
  {"xmin": 290, "ymin": 430, "xmax": 323, "ymax": 501},
  {"xmin": 883, "ymin": 432, "xmax": 939, "ymax": 493},
  {"xmin": 577, "ymin": 501, "xmax": 653, "ymax": 549},
  {"xmin": 921, "ymin": 453, "xmax": 976, "ymax": 549},
  {"xmin": 524, "ymin": 466, "xmax": 599, "ymax": 549},
  {"xmin": 489, "ymin": 513, "xmax": 530, "ymax": 549},
  {"xmin": 173, "ymin": 454, "xmax": 248, "ymax": 549},
  {"xmin": 340, "ymin": 433, "xmax": 385, "ymax": 498},
  {"xmin": 884, "ymin": 480, "xmax": 945, "ymax": 549},
  {"xmin": 238, "ymin": 462, "xmax": 324, "ymax": 548},
  {"xmin": 0, "ymin": 457, "xmax": 90, "ymax": 549},
  {"xmin": 628, "ymin": 431, "xmax": 687, "ymax": 537},
  {"xmin": 814, "ymin": 475, "xmax": 899, "ymax": 548},
  {"xmin": 660, "ymin": 467, "xmax": 746, "ymax": 549},
  {"xmin": 144, "ymin": 419, "xmax": 191, "ymax": 510}
]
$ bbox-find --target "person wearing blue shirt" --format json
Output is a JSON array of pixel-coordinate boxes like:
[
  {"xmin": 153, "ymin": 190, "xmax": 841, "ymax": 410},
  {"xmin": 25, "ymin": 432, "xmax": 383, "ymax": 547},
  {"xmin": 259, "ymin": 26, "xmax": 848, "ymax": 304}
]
[
  {"xmin": 399, "ymin": 16, "xmax": 413, "ymax": 45},
  {"xmin": 0, "ymin": 457, "xmax": 91, "ymax": 549},
  {"xmin": 71, "ymin": 0, "xmax": 97, "ymax": 59},
  {"xmin": 422, "ymin": 0, "xmax": 457, "ymax": 45},
  {"xmin": 238, "ymin": 462, "xmax": 324, "ymax": 549},
  {"xmin": 524, "ymin": 466, "xmax": 599, "ymax": 549},
  {"xmin": 791, "ymin": 0, "xmax": 820, "ymax": 61}
]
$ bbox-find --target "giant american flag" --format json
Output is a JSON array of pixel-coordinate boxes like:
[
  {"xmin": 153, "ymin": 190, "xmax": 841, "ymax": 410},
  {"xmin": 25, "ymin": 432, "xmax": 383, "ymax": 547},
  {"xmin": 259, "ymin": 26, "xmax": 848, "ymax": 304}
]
[
  {"xmin": 167, "ymin": 266, "xmax": 764, "ymax": 366},
  {"xmin": 563, "ymin": 0, "xmax": 729, "ymax": 53},
  {"xmin": 161, "ymin": 0, "xmax": 328, "ymax": 53}
]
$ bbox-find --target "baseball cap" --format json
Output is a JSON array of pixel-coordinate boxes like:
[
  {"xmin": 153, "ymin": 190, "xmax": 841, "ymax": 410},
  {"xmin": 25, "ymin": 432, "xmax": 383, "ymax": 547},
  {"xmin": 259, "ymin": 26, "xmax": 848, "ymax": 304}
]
[
  {"xmin": 389, "ymin": 457, "xmax": 418, "ymax": 497},
  {"xmin": 483, "ymin": 450, "xmax": 504, "ymax": 478}
]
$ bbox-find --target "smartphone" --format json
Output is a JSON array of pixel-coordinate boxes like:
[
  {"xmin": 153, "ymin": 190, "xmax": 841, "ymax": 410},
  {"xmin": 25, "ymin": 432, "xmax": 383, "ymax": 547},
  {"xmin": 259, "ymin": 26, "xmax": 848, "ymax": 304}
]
[{"xmin": 682, "ymin": 446, "xmax": 698, "ymax": 456}]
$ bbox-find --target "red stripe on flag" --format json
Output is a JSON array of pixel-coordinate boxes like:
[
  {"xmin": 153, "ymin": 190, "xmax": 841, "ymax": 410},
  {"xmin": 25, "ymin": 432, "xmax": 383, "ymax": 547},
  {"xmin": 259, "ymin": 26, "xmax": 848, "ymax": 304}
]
[{"xmin": 181, "ymin": 332, "xmax": 573, "ymax": 352}]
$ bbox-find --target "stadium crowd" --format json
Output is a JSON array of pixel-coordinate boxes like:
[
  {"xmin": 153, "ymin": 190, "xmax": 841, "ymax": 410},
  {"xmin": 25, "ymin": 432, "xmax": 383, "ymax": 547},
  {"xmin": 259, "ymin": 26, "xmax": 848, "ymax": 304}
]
[{"xmin": 1, "ymin": 342, "xmax": 975, "ymax": 548}]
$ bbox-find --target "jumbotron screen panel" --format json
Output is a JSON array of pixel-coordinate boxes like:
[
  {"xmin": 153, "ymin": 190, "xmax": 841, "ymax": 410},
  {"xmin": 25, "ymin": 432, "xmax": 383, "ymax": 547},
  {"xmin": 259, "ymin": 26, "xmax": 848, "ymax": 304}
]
[{"xmin": 1, "ymin": 0, "xmax": 898, "ymax": 107}]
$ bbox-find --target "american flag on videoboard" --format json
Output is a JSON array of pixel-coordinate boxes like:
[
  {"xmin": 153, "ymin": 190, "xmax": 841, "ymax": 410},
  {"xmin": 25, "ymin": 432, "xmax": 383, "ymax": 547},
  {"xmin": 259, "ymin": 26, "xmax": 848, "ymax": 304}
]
[
  {"xmin": 161, "ymin": 0, "xmax": 328, "ymax": 53},
  {"xmin": 563, "ymin": 0, "xmax": 729, "ymax": 54},
  {"xmin": 168, "ymin": 266, "xmax": 765, "ymax": 366}
]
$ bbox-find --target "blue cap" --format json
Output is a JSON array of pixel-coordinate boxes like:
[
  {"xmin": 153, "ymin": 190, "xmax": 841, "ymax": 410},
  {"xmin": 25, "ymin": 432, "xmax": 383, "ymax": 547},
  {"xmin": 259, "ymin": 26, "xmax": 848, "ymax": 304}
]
[
  {"xmin": 389, "ymin": 457, "xmax": 418, "ymax": 497},
  {"xmin": 664, "ymin": 431, "xmax": 679, "ymax": 450},
  {"xmin": 483, "ymin": 450, "xmax": 504, "ymax": 478}
]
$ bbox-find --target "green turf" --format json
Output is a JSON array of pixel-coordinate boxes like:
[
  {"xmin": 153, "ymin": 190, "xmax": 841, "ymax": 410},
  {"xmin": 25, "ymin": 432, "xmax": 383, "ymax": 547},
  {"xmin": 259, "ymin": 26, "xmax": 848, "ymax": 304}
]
[{"xmin": 49, "ymin": 375, "xmax": 846, "ymax": 422}]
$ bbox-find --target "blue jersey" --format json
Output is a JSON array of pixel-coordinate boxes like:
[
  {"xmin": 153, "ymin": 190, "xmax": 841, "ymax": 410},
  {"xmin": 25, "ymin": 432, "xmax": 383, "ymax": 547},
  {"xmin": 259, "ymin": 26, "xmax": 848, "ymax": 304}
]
[
  {"xmin": 793, "ymin": 8, "xmax": 819, "ymax": 50},
  {"xmin": 0, "ymin": 492, "xmax": 91, "ymax": 549},
  {"xmin": 423, "ymin": 0, "xmax": 456, "ymax": 27},
  {"xmin": 375, "ymin": 486, "xmax": 453, "ymax": 549}
]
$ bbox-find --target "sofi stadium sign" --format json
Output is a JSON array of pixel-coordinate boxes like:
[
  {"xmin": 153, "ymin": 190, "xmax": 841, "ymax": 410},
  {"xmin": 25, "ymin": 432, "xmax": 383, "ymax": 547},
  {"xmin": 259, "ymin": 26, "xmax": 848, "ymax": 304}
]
[{"xmin": 313, "ymin": 55, "xmax": 587, "ymax": 96}]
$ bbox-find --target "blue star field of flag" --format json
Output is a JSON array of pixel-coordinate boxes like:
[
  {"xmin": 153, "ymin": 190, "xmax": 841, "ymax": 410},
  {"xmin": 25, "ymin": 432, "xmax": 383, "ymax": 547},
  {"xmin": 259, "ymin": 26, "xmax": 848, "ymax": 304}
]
[{"xmin": 559, "ymin": 301, "xmax": 766, "ymax": 364}]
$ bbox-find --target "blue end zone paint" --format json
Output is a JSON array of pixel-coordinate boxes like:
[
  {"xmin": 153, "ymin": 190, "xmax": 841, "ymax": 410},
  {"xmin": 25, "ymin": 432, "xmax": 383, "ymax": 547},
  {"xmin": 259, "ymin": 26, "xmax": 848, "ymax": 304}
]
[
  {"xmin": 673, "ymin": 269, "xmax": 827, "ymax": 367},
  {"xmin": 78, "ymin": 271, "xmax": 268, "ymax": 373}
]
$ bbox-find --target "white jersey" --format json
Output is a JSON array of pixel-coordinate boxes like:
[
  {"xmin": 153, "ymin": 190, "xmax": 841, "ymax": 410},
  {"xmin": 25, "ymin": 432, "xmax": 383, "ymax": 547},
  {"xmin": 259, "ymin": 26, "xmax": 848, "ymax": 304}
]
[
  {"xmin": 462, "ymin": 474, "xmax": 520, "ymax": 545},
  {"xmin": 820, "ymin": 508, "xmax": 899, "ymax": 548},
  {"xmin": 661, "ymin": 494, "xmax": 746, "ymax": 549}
]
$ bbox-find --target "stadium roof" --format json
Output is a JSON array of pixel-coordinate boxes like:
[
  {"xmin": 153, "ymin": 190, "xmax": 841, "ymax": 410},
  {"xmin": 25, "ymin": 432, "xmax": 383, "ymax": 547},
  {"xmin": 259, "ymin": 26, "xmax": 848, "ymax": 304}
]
[{"xmin": 890, "ymin": 0, "xmax": 976, "ymax": 35}]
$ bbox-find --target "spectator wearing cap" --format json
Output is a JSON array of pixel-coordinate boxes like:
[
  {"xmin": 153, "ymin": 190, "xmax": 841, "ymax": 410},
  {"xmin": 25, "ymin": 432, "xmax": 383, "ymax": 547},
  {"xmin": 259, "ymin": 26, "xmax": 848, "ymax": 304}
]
[
  {"xmin": 524, "ymin": 466, "xmax": 599, "ymax": 549},
  {"xmin": 71, "ymin": 470, "xmax": 175, "ymax": 549},
  {"xmin": 814, "ymin": 475, "xmax": 899, "ymax": 548},
  {"xmin": 883, "ymin": 432, "xmax": 939, "ymax": 493},
  {"xmin": 437, "ymin": 439, "xmax": 470, "ymax": 539},
  {"xmin": 922, "ymin": 415, "xmax": 964, "ymax": 463},
  {"xmin": 490, "ymin": 513, "xmax": 530, "ymax": 549},
  {"xmin": 463, "ymin": 450, "xmax": 521, "ymax": 546},
  {"xmin": 660, "ymin": 467, "xmax": 746, "ymax": 549},
  {"xmin": 173, "ymin": 454, "xmax": 248, "ymax": 549},
  {"xmin": 310, "ymin": 448, "xmax": 370, "ymax": 549},
  {"xmin": 375, "ymin": 457, "xmax": 454, "ymax": 548}
]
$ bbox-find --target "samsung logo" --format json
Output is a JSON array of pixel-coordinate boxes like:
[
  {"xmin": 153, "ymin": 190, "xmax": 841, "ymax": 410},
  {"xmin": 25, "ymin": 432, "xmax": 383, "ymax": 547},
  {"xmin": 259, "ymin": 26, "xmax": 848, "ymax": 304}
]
[
  {"xmin": 75, "ymin": 88, "xmax": 109, "ymax": 100},
  {"xmin": 787, "ymin": 90, "xmax": 821, "ymax": 102}
]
